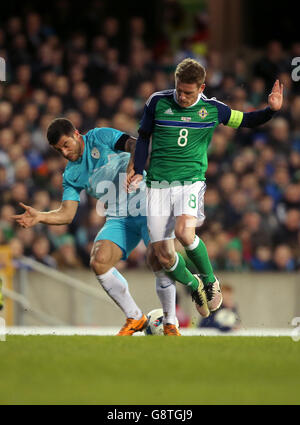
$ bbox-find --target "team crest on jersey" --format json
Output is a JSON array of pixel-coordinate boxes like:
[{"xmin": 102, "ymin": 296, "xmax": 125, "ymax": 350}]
[
  {"xmin": 198, "ymin": 108, "xmax": 208, "ymax": 119},
  {"xmin": 91, "ymin": 147, "xmax": 100, "ymax": 159}
]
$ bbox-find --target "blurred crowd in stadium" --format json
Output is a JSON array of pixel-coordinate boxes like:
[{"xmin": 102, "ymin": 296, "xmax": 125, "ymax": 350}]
[{"xmin": 0, "ymin": 1, "xmax": 300, "ymax": 272}]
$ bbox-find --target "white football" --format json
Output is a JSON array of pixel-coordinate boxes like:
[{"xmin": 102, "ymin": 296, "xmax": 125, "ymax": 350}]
[{"xmin": 144, "ymin": 308, "xmax": 179, "ymax": 335}]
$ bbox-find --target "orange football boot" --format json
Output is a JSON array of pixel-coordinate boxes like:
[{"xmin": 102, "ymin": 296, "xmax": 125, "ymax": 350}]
[
  {"xmin": 117, "ymin": 314, "xmax": 148, "ymax": 336},
  {"xmin": 163, "ymin": 324, "xmax": 181, "ymax": 336}
]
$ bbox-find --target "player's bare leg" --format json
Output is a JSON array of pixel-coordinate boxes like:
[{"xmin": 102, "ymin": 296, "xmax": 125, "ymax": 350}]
[
  {"xmin": 147, "ymin": 245, "xmax": 180, "ymax": 335},
  {"xmin": 90, "ymin": 240, "xmax": 147, "ymax": 335},
  {"xmin": 175, "ymin": 214, "xmax": 222, "ymax": 312}
]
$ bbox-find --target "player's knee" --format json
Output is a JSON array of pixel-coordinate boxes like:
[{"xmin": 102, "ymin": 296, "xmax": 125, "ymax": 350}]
[
  {"xmin": 157, "ymin": 255, "xmax": 170, "ymax": 268},
  {"xmin": 90, "ymin": 250, "xmax": 111, "ymax": 274},
  {"xmin": 175, "ymin": 228, "xmax": 195, "ymax": 246},
  {"xmin": 146, "ymin": 249, "xmax": 162, "ymax": 271},
  {"xmin": 153, "ymin": 247, "xmax": 175, "ymax": 269}
]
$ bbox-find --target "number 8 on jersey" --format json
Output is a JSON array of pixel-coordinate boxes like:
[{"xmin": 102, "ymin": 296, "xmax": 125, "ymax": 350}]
[{"xmin": 177, "ymin": 129, "xmax": 188, "ymax": 146}]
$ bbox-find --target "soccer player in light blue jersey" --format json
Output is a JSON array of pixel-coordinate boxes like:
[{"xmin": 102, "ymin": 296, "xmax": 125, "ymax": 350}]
[{"xmin": 12, "ymin": 118, "xmax": 179, "ymax": 336}]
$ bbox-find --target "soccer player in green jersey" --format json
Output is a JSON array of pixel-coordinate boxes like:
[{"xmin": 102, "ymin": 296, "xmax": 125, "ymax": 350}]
[{"xmin": 128, "ymin": 58, "xmax": 283, "ymax": 318}]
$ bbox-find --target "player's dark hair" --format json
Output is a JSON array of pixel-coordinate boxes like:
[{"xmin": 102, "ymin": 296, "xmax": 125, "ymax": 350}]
[
  {"xmin": 47, "ymin": 118, "xmax": 76, "ymax": 145},
  {"xmin": 175, "ymin": 58, "xmax": 206, "ymax": 87}
]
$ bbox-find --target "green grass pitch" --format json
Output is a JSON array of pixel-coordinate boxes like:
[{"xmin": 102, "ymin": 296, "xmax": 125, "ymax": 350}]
[{"xmin": 0, "ymin": 336, "xmax": 299, "ymax": 405}]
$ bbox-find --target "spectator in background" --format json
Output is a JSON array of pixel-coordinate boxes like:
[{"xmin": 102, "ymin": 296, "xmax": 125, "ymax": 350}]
[
  {"xmin": 273, "ymin": 209, "xmax": 300, "ymax": 251},
  {"xmin": 0, "ymin": 228, "xmax": 5, "ymax": 246},
  {"xmin": 254, "ymin": 40, "xmax": 289, "ymax": 92},
  {"xmin": 47, "ymin": 224, "xmax": 73, "ymax": 251},
  {"xmin": 98, "ymin": 84, "xmax": 123, "ymax": 119},
  {"xmin": 0, "ymin": 165, "xmax": 10, "ymax": 194},
  {"xmin": 219, "ymin": 173, "xmax": 239, "ymax": 206},
  {"xmin": 249, "ymin": 78, "xmax": 266, "ymax": 108},
  {"xmin": 204, "ymin": 187, "xmax": 224, "ymax": 224},
  {"xmin": 250, "ymin": 245, "xmax": 273, "ymax": 271},
  {"xmin": 31, "ymin": 113, "xmax": 55, "ymax": 154},
  {"xmin": 205, "ymin": 239, "xmax": 222, "ymax": 271},
  {"xmin": 241, "ymin": 211, "xmax": 272, "ymax": 250},
  {"xmin": 52, "ymin": 239, "xmax": 83, "ymax": 269},
  {"xmin": 268, "ymin": 117, "xmax": 291, "ymax": 156},
  {"xmin": 272, "ymin": 245, "xmax": 296, "ymax": 271},
  {"xmin": 15, "ymin": 227, "xmax": 35, "ymax": 256},
  {"xmin": 277, "ymin": 183, "xmax": 300, "ymax": 215},
  {"xmin": 32, "ymin": 190, "xmax": 51, "ymax": 211},
  {"xmin": 265, "ymin": 166, "xmax": 291, "ymax": 206},
  {"xmin": 0, "ymin": 205, "xmax": 16, "ymax": 241},
  {"xmin": 224, "ymin": 245, "xmax": 248, "ymax": 272},
  {"xmin": 205, "ymin": 50, "xmax": 223, "ymax": 90},
  {"xmin": 223, "ymin": 190, "xmax": 248, "ymax": 230},
  {"xmin": 9, "ymin": 237, "xmax": 24, "ymax": 268},
  {"xmin": 31, "ymin": 235, "xmax": 57, "ymax": 268},
  {"xmin": 258, "ymin": 195, "xmax": 279, "ymax": 234},
  {"xmin": 0, "ymin": 102, "xmax": 13, "ymax": 128},
  {"xmin": 47, "ymin": 171, "xmax": 64, "ymax": 200},
  {"xmin": 9, "ymin": 183, "xmax": 30, "ymax": 213}
]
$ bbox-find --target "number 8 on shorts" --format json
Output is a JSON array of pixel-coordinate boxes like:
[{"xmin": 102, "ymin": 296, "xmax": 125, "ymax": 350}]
[{"xmin": 188, "ymin": 193, "xmax": 197, "ymax": 209}]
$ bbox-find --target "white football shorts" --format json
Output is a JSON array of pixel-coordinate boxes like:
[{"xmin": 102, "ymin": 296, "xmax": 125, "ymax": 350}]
[{"xmin": 146, "ymin": 181, "xmax": 206, "ymax": 242}]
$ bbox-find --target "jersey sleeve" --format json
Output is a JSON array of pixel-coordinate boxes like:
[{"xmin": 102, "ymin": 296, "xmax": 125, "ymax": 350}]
[
  {"xmin": 133, "ymin": 94, "xmax": 158, "ymax": 174},
  {"xmin": 213, "ymin": 101, "xmax": 232, "ymax": 126},
  {"xmin": 139, "ymin": 96, "xmax": 156, "ymax": 136},
  {"xmin": 203, "ymin": 97, "xmax": 233, "ymax": 127},
  {"xmin": 62, "ymin": 176, "xmax": 81, "ymax": 203},
  {"xmin": 214, "ymin": 97, "xmax": 276, "ymax": 129},
  {"xmin": 225, "ymin": 107, "xmax": 276, "ymax": 129},
  {"xmin": 93, "ymin": 127, "xmax": 125, "ymax": 151},
  {"xmin": 225, "ymin": 110, "xmax": 244, "ymax": 128}
]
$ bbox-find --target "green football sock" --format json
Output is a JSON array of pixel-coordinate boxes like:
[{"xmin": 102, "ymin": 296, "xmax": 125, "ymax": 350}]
[
  {"xmin": 165, "ymin": 252, "xmax": 199, "ymax": 291},
  {"xmin": 185, "ymin": 236, "xmax": 215, "ymax": 285}
]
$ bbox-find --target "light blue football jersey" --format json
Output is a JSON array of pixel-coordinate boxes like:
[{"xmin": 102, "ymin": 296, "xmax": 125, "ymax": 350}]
[{"xmin": 62, "ymin": 127, "xmax": 146, "ymax": 217}]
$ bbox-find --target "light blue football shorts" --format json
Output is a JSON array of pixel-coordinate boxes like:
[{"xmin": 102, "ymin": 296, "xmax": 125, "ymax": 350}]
[{"xmin": 94, "ymin": 216, "xmax": 150, "ymax": 260}]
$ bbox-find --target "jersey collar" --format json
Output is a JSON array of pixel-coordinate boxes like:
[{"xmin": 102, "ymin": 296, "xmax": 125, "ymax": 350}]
[{"xmin": 173, "ymin": 89, "xmax": 202, "ymax": 108}]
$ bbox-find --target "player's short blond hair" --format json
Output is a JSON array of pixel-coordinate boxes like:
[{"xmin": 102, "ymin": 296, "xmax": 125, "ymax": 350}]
[{"xmin": 175, "ymin": 58, "xmax": 206, "ymax": 87}]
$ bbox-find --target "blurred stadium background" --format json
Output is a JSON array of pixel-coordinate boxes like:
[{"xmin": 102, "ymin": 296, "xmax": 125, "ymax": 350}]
[{"xmin": 0, "ymin": 0, "xmax": 299, "ymax": 334}]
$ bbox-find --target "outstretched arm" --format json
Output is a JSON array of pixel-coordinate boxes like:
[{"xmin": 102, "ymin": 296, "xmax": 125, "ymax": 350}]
[
  {"xmin": 12, "ymin": 200, "xmax": 79, "ymax": 228},
  {"xmin": 224, "ymin": 80, "xmax": 284, "ymax": 129}
]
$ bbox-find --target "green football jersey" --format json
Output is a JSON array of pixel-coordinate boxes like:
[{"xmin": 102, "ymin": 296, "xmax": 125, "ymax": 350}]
[{"xmin": 138, "ymin": 90, "xmax": 242, "ymax": 186}]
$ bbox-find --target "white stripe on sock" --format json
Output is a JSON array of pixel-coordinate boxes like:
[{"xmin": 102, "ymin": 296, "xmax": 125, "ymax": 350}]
[
  {"xmin": 185, "ymin": 235, "xmax": 200, "ymax": 251},
  {"xmin": 165, "ymin": 253, "xmax": 179, "ymax": 272}
]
